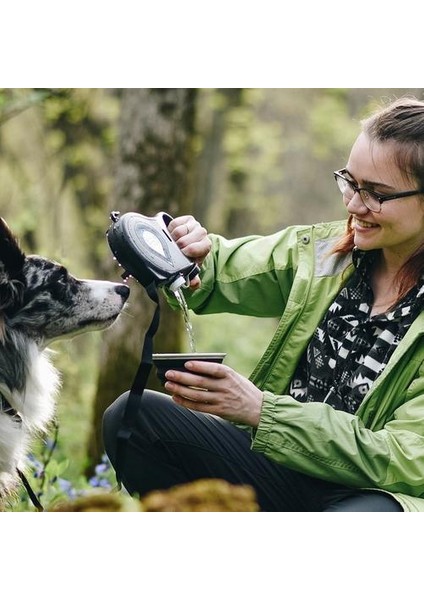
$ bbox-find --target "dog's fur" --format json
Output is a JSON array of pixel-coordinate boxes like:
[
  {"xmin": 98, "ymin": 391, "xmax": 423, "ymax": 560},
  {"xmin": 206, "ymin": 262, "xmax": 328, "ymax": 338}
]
[{"xmin": 0, "ymin": 218, "xmax": 129, "ymax": 502}]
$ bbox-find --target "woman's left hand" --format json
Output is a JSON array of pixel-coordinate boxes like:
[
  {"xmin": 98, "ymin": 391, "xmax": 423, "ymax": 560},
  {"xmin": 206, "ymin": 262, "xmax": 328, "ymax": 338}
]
[{"xmin": 164, "ymin": 361, "xmax": 263, "ymax": 427}]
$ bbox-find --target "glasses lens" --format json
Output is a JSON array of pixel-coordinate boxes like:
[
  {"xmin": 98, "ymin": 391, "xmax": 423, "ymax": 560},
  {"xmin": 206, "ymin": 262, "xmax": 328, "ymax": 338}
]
[
  {"xmin": 358, "ymin": 190, "xmax": 381, "ymax": 213},
  {"xmin": 335, "ymin": 173, "xmax": 382, "ymax": 213},
  {"xmin": 335, "ymin": 174, "xmax": 353, "ymax": 197}
]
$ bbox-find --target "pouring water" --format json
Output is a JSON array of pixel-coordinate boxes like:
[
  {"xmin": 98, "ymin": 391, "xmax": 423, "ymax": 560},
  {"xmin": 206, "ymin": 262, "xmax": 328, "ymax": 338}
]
[{"xmin": 173, "ymin": 288, "xmax": 197, "ymax": 353}]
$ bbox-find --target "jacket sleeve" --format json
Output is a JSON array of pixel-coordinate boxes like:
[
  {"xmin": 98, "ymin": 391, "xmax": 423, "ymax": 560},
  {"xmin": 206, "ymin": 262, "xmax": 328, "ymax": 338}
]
[
  {"xmin": 168, "ymin": 228, "xmax": 303, "ymax": 318},
  {"xmin": 252, "ymin": 364, "xmax": 424, "ymax": 497}
]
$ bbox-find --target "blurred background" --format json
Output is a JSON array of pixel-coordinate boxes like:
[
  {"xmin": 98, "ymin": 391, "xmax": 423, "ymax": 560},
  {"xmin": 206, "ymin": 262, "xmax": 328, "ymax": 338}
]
[{"xmin": 1, "ymin": 88, "xmax": 422, "ymax": 502}]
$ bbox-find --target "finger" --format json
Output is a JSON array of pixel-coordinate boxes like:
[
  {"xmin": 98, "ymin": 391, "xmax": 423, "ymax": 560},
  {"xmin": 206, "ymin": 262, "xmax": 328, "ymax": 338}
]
[
  {"xmin": 168, "ymin": 216, "xmax": 196, "ymax": 240},
  {"xmin": 165, "ymin": 371, "xmax": 212, "ymax": 402},
  {"xmin": 170, "ymin": 219, "xmax": 208, "ymax": 249},
  {"xmin": 183, "ymin": 361, "xmax": 227, "ymax": 378},
  {"xmin": 177, "ymin": 228, "xmax": 209, "ymax": 252},
  {"xmin": 171, "ymin": 394, "xmax": 213, "ymax": 414},
  {"xmin": 164, "ymin": 369, "xmax": 214, "ymax": 392},
  {"xmin": 188, "ymin": 275, "xmax": 201, "ymax": 289},
  {"xmin": 165, "ymin": 382, "xmax": 214, "ymax": 408},
  {"xmin": 167, "ymin": 215, "xmax": 188, "ymax": 235},
  {"xmin": 174, "ymin": 223, "xmax": 196, "ymax": 243},
  {"xmin": 179, "ymin": 240, "xmax": 211, "ymax": 263}
]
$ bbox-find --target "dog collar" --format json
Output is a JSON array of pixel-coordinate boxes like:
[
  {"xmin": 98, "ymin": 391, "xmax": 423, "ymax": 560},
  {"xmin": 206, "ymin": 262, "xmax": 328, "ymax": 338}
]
[{"xmin": 0, "ymin": 393, "xmax": 22, "ymax": 424}]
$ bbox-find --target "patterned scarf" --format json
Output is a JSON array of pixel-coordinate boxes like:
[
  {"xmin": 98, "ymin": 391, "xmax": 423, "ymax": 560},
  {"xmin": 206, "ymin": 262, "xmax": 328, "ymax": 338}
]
[{"xmin": 289, "ymin": 249, "xmax": 424, "ymax": 414}]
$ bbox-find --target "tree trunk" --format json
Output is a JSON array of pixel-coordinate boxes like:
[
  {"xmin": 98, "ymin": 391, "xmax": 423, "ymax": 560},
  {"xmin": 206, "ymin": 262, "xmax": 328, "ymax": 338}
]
[{"xmin": 86, "ymin": 88, "xmax": 197, "ymax": 470}]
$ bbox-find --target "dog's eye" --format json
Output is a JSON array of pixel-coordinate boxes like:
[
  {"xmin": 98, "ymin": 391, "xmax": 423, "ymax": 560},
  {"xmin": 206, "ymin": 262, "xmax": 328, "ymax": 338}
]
[{"xmin": 51, "ymin": 266, "xmax": 80, "ymax": 298}]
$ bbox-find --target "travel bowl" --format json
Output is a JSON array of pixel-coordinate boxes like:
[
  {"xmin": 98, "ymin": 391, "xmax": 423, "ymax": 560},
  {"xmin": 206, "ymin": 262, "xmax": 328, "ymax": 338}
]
[{"xmin": 152, "ymin": 353, "xmax": 226, "ymax": 385}]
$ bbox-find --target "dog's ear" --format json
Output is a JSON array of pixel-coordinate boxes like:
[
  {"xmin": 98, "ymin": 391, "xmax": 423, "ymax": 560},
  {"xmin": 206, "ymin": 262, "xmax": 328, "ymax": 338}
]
[{"xmin": 0, "ymin": 218, "xmax": 26, "ymax": 312}]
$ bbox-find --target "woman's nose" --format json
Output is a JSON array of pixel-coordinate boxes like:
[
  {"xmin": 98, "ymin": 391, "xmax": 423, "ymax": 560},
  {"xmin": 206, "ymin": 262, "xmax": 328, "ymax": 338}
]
[{"xmin": 345, "ymin": 191, "xmax": 370, "ymax": 214}]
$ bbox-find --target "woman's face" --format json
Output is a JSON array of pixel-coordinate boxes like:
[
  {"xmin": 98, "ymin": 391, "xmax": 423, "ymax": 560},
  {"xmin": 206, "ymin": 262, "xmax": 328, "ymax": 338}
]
[{"xmin": 345, "ymin": 132, "xmax": 424, "ymax": 265}]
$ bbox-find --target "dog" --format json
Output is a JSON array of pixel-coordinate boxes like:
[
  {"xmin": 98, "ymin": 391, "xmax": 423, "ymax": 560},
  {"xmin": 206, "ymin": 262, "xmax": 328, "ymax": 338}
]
[{"xmin": 0, "ymin": 217, "xmax": 129, "ymax": 505}]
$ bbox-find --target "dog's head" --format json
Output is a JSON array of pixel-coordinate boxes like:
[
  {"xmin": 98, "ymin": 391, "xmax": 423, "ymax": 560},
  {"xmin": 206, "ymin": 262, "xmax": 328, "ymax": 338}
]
[{"xmin": 0, "ymin": 218, "xmax": 129, "ymax": 345}]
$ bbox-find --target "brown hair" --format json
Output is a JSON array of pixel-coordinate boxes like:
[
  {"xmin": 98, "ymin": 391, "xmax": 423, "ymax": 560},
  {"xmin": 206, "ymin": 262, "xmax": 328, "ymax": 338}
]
[{"xmin": 333, "ymin": 96, "xmax": 424, "ymax": 299}]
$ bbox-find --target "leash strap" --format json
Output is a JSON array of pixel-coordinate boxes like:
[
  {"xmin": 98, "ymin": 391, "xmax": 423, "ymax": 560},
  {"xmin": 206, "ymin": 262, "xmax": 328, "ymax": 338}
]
[
  {"xmin": 115, "ymin": 281, "xmax": 161, "ymax": 488},
  {"xmin": 17, "ymin": 468, "xmax": 44, "ymax": 512}
]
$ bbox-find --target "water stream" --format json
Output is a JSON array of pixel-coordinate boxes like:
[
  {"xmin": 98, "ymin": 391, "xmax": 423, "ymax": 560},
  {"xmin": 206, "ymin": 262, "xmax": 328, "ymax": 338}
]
[{"xmin": 173, "ymin": 288, "xmax": 197, "ymax": 352}]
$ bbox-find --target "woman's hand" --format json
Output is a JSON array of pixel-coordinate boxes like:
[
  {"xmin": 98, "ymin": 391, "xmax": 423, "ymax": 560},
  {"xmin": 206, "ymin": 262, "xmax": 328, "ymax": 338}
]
[
  {"xmin": 167, "ymin": 215, "xmax": 212, "ymax": 289},
  {"xmin": 164, "ymin": 361, "xmax": 263, "ymax": 427}
]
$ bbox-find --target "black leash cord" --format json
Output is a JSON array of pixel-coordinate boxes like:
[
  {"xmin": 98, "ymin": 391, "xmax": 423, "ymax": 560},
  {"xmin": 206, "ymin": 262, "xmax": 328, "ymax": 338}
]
[
  {"xmin": 17, "ymin": 468, "xmax": 44, "ymax": 512},
  {"xmin": 115, "ymin": 281, "xmax": 161, "ymax": 488}
]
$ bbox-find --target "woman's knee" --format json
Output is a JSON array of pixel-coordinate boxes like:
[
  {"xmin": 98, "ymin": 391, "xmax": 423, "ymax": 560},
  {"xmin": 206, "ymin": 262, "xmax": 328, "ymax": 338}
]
[
  {"xmin": 102, "ymin": 390, "xmax": 180, "ymax": 456},
  {"xmin": 102, "ymin": 389, "xmax": 172, "ymax": 463}
]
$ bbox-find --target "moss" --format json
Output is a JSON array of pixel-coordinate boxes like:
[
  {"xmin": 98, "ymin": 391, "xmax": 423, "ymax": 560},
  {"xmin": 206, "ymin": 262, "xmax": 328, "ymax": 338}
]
[{"xmin": 49, "ymin": 479, "xmax": 259, "ymax": 512}]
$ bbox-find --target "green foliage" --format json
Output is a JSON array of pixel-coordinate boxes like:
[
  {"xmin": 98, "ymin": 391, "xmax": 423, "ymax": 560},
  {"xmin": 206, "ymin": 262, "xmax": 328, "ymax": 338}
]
[
  {"xmin": 190, "ymin": 312, "xmax": 278, "ymax": 377},
  {"xmin": 9, "ymin": 431, "xmax": 117, "ymax": 512},
  {"xmin": 309, "ymin": 90, "xmax": 359, "ymax": 160},
  {"xmin": 0, "ymin": 88, "xmax": 61, "ymax": 125}
]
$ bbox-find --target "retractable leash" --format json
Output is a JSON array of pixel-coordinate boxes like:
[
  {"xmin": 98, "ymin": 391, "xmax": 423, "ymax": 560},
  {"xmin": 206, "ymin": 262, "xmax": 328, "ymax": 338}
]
[{"xmin": 106, "ymin": 211, "xmax": 199, "ymax": 488}]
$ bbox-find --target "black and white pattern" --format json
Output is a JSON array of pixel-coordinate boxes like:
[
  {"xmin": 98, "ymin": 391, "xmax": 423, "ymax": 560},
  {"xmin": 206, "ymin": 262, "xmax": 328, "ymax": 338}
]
[{"xmin": 289, "ymin": 249, "xmax": 424, "ymax": 414}]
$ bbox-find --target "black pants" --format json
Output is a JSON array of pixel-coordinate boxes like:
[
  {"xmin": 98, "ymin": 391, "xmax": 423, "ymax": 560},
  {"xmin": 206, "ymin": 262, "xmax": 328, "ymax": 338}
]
[{"xmin": 102, "ymin": 390, "xmax": 403, "ymax": 512}]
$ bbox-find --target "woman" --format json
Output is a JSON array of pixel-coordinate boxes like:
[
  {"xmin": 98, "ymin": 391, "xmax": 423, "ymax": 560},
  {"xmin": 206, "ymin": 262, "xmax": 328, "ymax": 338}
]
[{"xmin": 103, "ymin": 97, "xmax": 424, "ymax": 511}]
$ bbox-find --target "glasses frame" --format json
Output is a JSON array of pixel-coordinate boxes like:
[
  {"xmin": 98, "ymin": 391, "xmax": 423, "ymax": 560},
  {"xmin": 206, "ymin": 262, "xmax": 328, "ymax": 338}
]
[{"xmin": 334, "ymin": 168, "xmax": 424, "ymax": 213}]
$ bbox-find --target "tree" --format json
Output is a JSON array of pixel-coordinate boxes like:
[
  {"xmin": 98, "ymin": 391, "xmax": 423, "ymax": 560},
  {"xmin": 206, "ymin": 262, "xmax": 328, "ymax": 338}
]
[{"xmin": 86, "ymin": 88, "xmax": 198, "ymax": 470}]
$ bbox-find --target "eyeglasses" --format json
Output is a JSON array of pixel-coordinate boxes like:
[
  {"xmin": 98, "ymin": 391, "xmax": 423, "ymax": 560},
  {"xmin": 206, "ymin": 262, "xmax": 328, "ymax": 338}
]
[{"xmin": 334, "ymin": 168, "xmax": 424, "ymax": 213}]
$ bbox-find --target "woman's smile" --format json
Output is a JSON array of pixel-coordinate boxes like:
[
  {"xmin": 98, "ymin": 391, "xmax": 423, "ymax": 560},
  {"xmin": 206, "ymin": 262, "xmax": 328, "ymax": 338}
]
[{"xmin": 353, "ymin": 218, "xmax": 379, "ymax": 230}]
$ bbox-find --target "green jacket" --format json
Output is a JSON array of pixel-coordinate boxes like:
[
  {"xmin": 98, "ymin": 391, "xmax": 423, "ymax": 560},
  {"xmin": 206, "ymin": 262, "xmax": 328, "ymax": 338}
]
[{"xmin": 180, "ymin": 220, "xmax": 424, "ymax": 512}]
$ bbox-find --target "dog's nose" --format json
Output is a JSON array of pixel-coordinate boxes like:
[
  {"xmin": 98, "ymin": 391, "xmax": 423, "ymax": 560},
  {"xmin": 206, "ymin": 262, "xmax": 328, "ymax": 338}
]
[{"xmin": 115, "ymin": 284, "xmax": 130, "ymax": 300}]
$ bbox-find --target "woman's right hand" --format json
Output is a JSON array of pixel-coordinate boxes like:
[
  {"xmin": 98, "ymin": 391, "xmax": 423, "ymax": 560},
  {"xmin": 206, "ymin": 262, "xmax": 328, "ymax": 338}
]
[{"xmin": 168, "ymin": 215, "xmax": 212, "ymax": 289}]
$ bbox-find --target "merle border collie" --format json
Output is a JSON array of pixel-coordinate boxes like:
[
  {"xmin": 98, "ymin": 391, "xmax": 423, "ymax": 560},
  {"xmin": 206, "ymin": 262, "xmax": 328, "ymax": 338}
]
[{"xmin": 0, "ymin": 217, "xmax": 129, "ymax": 505}]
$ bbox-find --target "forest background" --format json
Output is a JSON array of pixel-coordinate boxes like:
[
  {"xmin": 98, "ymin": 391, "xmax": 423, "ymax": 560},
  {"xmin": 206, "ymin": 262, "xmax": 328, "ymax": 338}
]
[{"xmin": 1, "ymin": 87, "xmax": 423, "ymax": 510}]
